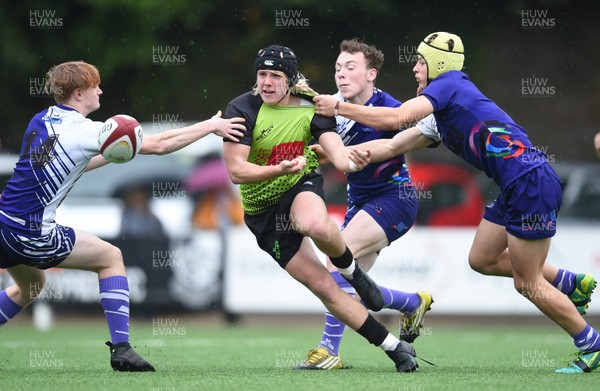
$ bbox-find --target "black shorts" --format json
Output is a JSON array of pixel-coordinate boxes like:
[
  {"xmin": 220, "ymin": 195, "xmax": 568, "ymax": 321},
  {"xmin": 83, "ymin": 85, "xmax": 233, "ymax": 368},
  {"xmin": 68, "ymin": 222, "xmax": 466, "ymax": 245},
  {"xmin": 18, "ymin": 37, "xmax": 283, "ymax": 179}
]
[{"xmin": 244, "ymin": 172, "xmax": 325, "ymax": 268}]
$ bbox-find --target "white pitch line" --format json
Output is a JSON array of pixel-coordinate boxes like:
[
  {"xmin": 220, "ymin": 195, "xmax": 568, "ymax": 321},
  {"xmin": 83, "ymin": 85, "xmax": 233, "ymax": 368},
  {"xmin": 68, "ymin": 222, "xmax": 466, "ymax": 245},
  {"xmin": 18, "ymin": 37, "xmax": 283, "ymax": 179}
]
[{"xmin": 0, "ymin": 337, "xmax": 287, "ymax": 349}]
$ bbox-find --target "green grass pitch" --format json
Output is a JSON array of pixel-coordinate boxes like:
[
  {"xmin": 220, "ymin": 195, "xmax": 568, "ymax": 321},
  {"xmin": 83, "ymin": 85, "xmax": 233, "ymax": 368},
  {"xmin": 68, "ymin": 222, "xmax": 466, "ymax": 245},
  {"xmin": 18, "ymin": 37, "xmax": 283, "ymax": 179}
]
[{"xmin": 1, "ymin": 316, "xmax": 598, "ymax": 391}]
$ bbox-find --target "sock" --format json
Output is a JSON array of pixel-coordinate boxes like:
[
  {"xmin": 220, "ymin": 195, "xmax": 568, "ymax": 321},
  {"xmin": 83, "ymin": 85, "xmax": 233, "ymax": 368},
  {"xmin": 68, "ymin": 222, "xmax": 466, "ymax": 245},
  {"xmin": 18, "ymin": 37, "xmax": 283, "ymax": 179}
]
[
  {"xmin": 574, "ymin": 324, "xmax": 600, "ymax": 353},
  {"xmin": 99, "ymin": 276, "xmax": 130, "ymax": 344},
  {"xmin": 318, "ymin": 272, "xmax": 354, "ymax": 355},
  {"xmin": 337, "ymin": 262, "xmax": 356, "ymax": 277},
  {"xmin": 0, "ymin": 290, "xmax": 23, "ymax": 325},
  {"xmin": 379, "ymin": 333, "xmax": 400, "ymax": 352},
  {"xmin": 551, "ymin": 269, "xmax": 576, "ymax": 295},
  {"xmin": 356, "ymin": 313, "xmax": 392, "ymax": 349},
  {"xmin": 329, "ymin": 246, "xmax": 354, "ymax": 276},
  {"xmin": 380, "ymin": 286, "xmax": 421, "ymax": 314}
]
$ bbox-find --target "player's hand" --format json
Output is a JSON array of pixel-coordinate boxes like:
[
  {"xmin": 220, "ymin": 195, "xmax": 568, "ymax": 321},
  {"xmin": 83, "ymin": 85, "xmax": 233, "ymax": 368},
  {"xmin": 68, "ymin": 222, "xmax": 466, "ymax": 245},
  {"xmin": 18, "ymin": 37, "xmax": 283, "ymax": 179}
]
[
  {"xmin": 279, "ymin": 155, "xmax": 306, "ymax": 174},
  {"xmin": 348, "ymin": 148, "xmax": 370, "ymax": 171},
  {"xmin": 209, "ymin": 110, "xmax": 246, "ymax": 142},
  {"xmin": 309, "ymin": 144, "xmax": 330, "ymax": 165},
  {"xmin": 314, "ymin": 95, "xmax": 337, "ymax": 117}
]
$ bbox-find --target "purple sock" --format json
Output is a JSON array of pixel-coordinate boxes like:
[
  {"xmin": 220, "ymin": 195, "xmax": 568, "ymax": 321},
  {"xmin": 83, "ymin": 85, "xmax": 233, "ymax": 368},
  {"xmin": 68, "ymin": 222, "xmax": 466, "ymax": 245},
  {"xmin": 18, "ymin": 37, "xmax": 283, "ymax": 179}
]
[
  {"xmin": 552, "ymin": 269, "xmax": 577, "ymax": 295},
  {"xmin": 99, "ymin": 276, "xmax": 130, "ymax": 344},
  {"xmin": 318, "ymin": 272, "xmax": 354, "ymax": 355},
  {"xmin": 0, "ymin": 290, "xmax": 23, "ymax": 325},
  {"xmin": 574, "ymin": 324, "xmax": 600, "ymax": 353},
  {"xmin": 380, "ymin": 286, "xmax": 421, "ymax": 315}
]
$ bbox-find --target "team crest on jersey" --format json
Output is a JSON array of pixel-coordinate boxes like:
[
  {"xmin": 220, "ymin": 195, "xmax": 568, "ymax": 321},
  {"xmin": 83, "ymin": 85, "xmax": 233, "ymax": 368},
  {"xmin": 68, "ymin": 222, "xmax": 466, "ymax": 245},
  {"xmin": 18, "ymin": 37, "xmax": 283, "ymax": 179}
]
[
  {"xmin": 41, "ymin": 114, "xmax": 63, "ymax": 124},
  {"xmin": 255, "ymin": 125, "xmax": 273, "ymax": 141}
]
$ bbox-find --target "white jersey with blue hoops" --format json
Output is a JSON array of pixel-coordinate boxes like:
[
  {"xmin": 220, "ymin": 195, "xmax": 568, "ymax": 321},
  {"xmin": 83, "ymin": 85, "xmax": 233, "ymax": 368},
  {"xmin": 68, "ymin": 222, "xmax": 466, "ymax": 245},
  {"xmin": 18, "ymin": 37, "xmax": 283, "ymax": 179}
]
[{"xmin": 0, "ymin": 105, "xmax": 102, "ymax": 236}]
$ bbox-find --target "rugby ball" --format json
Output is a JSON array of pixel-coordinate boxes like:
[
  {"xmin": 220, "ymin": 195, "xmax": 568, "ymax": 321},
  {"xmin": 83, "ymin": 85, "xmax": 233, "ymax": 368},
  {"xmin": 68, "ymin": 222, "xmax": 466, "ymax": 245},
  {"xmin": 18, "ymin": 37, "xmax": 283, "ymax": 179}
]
[{"xmin": 98, "ymin": 114, "xmax": 143, "ymax": 163}]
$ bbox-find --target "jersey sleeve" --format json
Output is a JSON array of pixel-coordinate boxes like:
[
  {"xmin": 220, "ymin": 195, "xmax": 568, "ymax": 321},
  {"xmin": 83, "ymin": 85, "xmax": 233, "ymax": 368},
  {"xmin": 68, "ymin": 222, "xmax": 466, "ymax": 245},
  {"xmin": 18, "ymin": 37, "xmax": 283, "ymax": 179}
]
[
  {"xmin": 78, "ymin": 119, "xmax": 105, "ymax": 158},
  {"xmin": 421, "ymin": 74, "xmax": 458, "ymax": 112},
  {"xmin": 224, "ymin": 93, "xmax": 259, "ymax": 146},
  {"xmin": 310, "ymin": 114, "xmax": 336, "ymax": 140},
  {"xmin": 416, "ymin": 114, "xmax": 441, "ymax": 148}
]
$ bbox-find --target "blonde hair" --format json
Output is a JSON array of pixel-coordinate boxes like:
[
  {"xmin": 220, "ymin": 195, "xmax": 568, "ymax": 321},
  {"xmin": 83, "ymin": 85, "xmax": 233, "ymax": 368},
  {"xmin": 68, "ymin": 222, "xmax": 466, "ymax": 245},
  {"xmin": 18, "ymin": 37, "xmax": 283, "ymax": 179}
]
[
  {"xmin": 252, "ymin": 71, "xmax": 318, "ymax": 99},
  {"xmin": 44, "ymin": 61, "xmax": 100, "ymax": 103}
]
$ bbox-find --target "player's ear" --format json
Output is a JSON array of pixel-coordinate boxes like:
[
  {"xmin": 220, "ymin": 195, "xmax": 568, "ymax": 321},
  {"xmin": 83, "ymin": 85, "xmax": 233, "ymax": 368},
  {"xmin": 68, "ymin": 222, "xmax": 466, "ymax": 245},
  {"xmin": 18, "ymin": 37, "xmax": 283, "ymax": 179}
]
[
  {"xmin": 367, "ymin": 68, "xmax": 377, "ymax": 82},
  {"xmin": 72, "ymin": 88, "xmax": 82, "ymax": 100}
]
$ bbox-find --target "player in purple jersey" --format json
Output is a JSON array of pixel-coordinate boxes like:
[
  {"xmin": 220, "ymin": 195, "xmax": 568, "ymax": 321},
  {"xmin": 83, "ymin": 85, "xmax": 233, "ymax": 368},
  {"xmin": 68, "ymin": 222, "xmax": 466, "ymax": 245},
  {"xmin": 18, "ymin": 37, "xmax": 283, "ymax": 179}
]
[
  {"xmin": 315, "ymin": 32, "xmax": 599, "ymax": 374},
  {"xmin": 296, "ymin": 39, "xmax": 432, "ymax": 370},
  {"xmin": 0, "ymin": 61, "xmax": 246, "ymax": 371}
]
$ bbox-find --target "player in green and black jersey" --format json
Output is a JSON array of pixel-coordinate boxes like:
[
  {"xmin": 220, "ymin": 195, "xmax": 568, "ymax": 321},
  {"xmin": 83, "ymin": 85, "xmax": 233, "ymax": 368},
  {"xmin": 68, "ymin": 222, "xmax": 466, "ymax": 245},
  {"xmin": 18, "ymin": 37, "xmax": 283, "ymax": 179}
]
[{"xmin": 223, "ymin": 45, "xmax": 421, "ymax": 372}]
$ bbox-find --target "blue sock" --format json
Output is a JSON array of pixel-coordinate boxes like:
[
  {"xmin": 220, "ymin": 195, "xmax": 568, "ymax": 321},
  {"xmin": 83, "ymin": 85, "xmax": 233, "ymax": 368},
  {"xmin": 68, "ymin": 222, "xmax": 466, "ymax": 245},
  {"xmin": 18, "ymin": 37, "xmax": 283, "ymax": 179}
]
[
  {"xmin": 574, "ymin": 324, "xmax": 600, "ymax": 353},
  {"xmin": 318, "ymin": 272, "xmax": 354, "ymax": 355},
  {"xmin": 380, "ymin": 286, "xmax": 421, "ymax": 315},
  {"xmin": 552, "ymin": 269, "xmax": 576, "ymax": 295},
  {"xmin": 99, "ymin": 276, "xmax": 130, "ymax": 344},
  {"xmin": 0, "ymin": 290, "xmax": 23, "ymax": 325}
]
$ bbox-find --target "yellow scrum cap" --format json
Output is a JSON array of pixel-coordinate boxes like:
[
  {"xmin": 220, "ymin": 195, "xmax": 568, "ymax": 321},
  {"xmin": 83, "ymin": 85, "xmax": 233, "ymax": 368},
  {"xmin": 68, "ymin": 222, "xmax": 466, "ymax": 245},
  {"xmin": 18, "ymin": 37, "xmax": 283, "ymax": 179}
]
[{"xmin": 417, "ymin": 32, "xmax": 464, "ymax": 80}]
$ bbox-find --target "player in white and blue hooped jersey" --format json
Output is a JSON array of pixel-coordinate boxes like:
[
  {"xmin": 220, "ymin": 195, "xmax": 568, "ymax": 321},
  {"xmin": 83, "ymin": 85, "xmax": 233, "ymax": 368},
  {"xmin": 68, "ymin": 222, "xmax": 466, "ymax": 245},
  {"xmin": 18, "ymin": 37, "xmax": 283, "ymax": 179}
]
[
  {"xmin": 0, "ymin": 61, "xmax": 245, "ymax": 371},
  {"xmin": 1, "ymin": 105, "xmax": 103, "ymax": 240},
  {"xmin": 296, "ymin": 40, "xmax": 433, "ymax": 370},
  {"xmin": 314, "ymin": 32, "xmax": 599, "ymax": 374}
]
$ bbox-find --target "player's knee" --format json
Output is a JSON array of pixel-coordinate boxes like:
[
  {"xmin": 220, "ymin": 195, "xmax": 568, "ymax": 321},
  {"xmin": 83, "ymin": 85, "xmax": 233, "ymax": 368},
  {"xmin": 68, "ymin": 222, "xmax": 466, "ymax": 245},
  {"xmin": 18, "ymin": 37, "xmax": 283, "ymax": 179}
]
[
  {"xmin": 468, "ymin": 253, "xmax": 485, "ymax": 274},
  {"xmin": 303, "ymin": 219, "xmax": 336, "ymax": 243},
  {"xmin": 306, "ymin": 276, "xmax": 337, "ymax": 304},
  {"xmin": 512, "ymin": 275, "xmax": 529, "ymax": 295},
  {"xmin": 101, "ymin": 243, "xmax": 125, "ymax": 272},
  {"xmin": 468, "ymin": 252, "xmax": 496, "ymax": 275},
  {"xmin": 293, "ymin": 216, "xmax": 318, "ymax": 236}
]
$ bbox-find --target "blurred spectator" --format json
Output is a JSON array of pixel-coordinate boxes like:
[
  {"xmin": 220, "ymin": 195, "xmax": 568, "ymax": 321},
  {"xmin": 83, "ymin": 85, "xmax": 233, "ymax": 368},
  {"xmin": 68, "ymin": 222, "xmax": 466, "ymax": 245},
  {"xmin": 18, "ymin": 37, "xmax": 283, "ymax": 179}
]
[
  {"xmin": 595, "ymin": 132, "xmax": 600, "ymax": 158},
  {"xmin": 119, "ymin": 184, "xmax": 166, "ymax": 239},
  {"xmin": 192, "ymin": 188, "xmax": 244, "ymax": 229},
  {"xmin": 168, "ymin": 154, "xmax": 243, "ymax": 310},
  {"xmin": 186, "ymin": 153, "xmax": 243, "ymax": 229}
]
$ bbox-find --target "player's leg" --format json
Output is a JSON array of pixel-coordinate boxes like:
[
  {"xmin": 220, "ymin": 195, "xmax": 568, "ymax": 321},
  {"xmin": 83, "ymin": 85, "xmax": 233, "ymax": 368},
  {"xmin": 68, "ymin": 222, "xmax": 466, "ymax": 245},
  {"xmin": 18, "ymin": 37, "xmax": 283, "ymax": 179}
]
[
  {"xmin": 0, "ymin": 264, "xmax": 45, "ymax": 325},
  {"xmin": 504, "ymin": 165, "xmax": 599, "ymax": 373},
  {"xmin": 470, "ymin": 208, "xmax": 596, "ymax": 314},
  {"xmin": 507, "ymin": 234, "xmax": 600, "ymax": 373},
  {"xmin": 286, "ymin": 238, "xmax": 417, "ymax": 372},
  {"xmin": 57, "ymin": 228, "xmax": 154, "ymax": 372},
  {"xmin": 290, "ymin": 190, "xmax": 383, "ymax": 310},
  {"xmin": 345, "ymin": 207, "xmax": 432, "ymax": 342},
  {"xmin": 299, "ymin": 193, "xmax": 431, "ymax": 366},
  {"xmin": 508, "ymin": 235, "xmax": 583, "ymax": 332},
  {"xmin": 301, "ymin": 210, "xmax": 386, "ymax": 366}
]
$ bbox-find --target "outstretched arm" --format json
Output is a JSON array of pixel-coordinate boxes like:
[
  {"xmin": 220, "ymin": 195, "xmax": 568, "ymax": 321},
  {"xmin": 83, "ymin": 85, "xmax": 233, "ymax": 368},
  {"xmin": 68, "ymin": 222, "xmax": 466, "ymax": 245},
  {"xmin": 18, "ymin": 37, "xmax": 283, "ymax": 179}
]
[
  {"xmin": 140, "ymin": 110, "xmax": 245, "ymax": 155},
  {"xmin": 85, "ymin": 155, "xmax": 110, "ymax": 171},
  {"xmin": 318, "ymin": 132, "xmax": 370, "ymax": 172},
  {"xmin": 314, "ymin": 95, "xmax": 434, "ymax": 131},
  {"xmin": 85, "ymin": 111, "xmax": 245, "ymax": 172},
  {"xmin": 349, "ymin": 126, "xmax": 434, "ymax": 164}
]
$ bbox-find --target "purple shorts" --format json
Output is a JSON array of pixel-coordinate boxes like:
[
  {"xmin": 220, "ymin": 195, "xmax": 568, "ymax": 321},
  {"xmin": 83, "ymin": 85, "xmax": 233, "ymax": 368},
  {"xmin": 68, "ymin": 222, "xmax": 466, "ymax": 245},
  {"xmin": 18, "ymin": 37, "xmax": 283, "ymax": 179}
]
[
  {"xmin": 484, "ymin": 164, "xmax": 562, "ymax": 240},
  {"xmin": 0, "ymin": 223, "xmax": 76, "ymax": 269},
  {"xmin": 343, "ymin": 186, "xmax": 417, "ymax": 244}
]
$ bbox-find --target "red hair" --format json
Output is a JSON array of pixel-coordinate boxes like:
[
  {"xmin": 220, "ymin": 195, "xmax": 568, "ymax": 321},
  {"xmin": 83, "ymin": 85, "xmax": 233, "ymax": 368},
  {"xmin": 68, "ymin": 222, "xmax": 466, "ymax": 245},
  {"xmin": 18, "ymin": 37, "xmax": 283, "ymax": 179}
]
[{"xmin": 44, "ymin": 61, "xmax": 100, "ymax": 103}]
